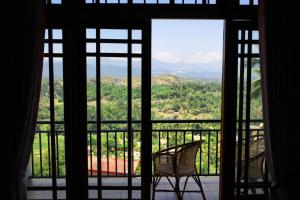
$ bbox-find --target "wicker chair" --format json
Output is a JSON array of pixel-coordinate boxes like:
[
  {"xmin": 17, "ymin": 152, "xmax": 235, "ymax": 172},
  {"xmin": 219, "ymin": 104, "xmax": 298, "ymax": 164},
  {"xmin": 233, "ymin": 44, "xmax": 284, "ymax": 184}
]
[
  {"xmin": 152, "ymin": 140, "xmax": 206, "ymax": 200},
  {"xmin": 236, "ymin": 136, "xmax": 265, "ymax": 193}
]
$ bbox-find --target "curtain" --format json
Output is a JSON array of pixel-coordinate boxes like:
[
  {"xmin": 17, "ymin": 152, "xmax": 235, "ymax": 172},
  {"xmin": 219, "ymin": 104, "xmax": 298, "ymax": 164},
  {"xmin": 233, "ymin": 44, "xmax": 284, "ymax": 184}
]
[
  {"xmin": 7, "ymin": 0, "xmax": 45, "ymax": 199},
  {"xmin": 259, "ymin": 1, "xmax": 300, "ymax": 199}
]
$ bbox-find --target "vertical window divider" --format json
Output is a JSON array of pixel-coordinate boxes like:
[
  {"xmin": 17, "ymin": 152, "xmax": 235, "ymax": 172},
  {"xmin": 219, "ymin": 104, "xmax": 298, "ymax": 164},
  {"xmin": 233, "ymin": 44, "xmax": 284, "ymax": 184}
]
[
  {"xmin": 63, "ymin": 2, "xmax": 88, "ymax": 197},
  {"xmin": 48, "ymin": 28, "xmax": 58, "ymax": 200},
  {"xmin": 127, "ymin": 28, "xmax": 133, "ymax": 199},
  {"xmin": 220, "ymin": 19, "xmax": 238, "ymax": 200},
  {"xmin": 236, "ymin": 29, "xmax": 245, "ymax": 198},
  {"xmin": 96, "ymin": 28, "xmax": 102, "ymax": 199},
  {"xmin": 141, "ymin": 20, "xmax": 152, "ymax": 200},
  {"xmin": 243, "ymin": 29, "xmax": 253, "ymax": 197}
]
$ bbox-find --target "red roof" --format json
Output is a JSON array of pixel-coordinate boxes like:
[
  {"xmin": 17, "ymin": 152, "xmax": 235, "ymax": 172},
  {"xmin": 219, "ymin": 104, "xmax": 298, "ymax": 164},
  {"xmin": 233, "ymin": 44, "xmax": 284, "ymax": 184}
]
[{"xmin": 88, "ymin": 156, "xmax": 140, "ymax": 176}]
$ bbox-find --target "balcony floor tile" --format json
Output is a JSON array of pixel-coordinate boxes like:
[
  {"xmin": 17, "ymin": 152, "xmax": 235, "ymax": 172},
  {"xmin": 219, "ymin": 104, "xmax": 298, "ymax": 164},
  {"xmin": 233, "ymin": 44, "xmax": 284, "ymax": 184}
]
[{"xmin": 28, "ymin": 176, "xmax": 219, "ymax": 200}]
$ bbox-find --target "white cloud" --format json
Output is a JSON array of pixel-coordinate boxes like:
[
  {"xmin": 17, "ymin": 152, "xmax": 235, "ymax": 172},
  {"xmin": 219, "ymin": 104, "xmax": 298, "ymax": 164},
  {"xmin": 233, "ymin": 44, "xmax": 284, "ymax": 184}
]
[
  {"xmin": 105, "ymin": 57, "xmax": 127, "ymax": 61},
  {"xmin": 153, "ymin": 51, "xmax": 222, "ymax": 64},
  {"xmin": 152, "ymin": 51, "xmax": 182, "ymax": 63},
  {"xmin": 187, "ymin": 52, "xmax": 222, "ymax": 63}
]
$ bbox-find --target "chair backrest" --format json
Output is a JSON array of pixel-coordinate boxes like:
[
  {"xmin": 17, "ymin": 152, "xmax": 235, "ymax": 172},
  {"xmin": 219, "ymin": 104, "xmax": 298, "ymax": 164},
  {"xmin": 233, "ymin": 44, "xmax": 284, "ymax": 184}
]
[
  {"xmin": 248, "ymin": 137, "xmax": 265, "ymax": 181},
  {"xmin": 249, "ymin": 137, "xmax": 265, "ymax": 158},
  {"xmin": 236, "ymin": 136, "xmax": 265, "ymax": 181},
  {"xmin": 176, "ymin": 141, "xmax": 202, "ymax": 177}
]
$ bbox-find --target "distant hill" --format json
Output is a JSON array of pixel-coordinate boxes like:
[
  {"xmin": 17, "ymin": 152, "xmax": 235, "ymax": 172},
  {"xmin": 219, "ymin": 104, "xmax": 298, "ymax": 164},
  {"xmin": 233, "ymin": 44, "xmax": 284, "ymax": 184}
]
[
  {"xmin": 42, "ymin": 58, "xmax": 222, "ymax": 80},
  {"xmin": 152, "ymin": 59, "xmax": 222, "ymax": 80},
  {"xmin": 98, "ymin": 75, "xmax": 205, "ymax": 88}
]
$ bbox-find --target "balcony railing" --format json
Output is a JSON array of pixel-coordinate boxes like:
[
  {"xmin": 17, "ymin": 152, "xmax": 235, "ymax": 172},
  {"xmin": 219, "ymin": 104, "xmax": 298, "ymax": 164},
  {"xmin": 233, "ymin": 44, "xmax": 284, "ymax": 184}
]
[{"xmin": 28, "ymin": 119, "xmax": 263, "ymax": 178}]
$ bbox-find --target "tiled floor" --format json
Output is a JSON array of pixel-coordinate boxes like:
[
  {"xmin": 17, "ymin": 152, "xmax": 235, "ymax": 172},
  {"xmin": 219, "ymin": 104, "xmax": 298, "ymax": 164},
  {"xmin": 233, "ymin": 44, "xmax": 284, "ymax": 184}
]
[{"xmin": 27, "ymin": 176, "xmax": 219, "ymax": 200}]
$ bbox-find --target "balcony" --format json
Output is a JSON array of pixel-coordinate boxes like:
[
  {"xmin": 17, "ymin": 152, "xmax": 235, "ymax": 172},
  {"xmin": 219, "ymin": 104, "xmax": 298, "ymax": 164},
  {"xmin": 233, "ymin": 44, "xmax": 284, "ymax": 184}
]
[{"xmin": 27, "ymin": 119, "xmax": 265, "ymax": 199}]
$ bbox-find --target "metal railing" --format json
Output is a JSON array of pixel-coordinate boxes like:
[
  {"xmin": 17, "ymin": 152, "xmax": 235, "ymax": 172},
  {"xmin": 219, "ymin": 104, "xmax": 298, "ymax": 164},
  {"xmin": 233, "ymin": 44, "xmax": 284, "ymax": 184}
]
[{"xmin": 28, "ymin": 119, "xmax": 263, "ymax": 178}]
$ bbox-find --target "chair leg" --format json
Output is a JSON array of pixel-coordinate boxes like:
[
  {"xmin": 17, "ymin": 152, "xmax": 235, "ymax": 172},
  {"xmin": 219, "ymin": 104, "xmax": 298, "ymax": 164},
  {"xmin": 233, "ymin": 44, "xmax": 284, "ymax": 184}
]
[
  {"xmin": 152, "ymin": 176, "xmax": 156, "ymax": 200},
  {"xmin": 192, "ymin": 174, "xmax": 206, "ymax": 200},
  {"xmin": 181, "ymin": 176, "xmax": 189, "ymax": 199},
  {"xmin": 152, "ymin": 176, "xmax": 161, "ymax": 200},
  {"xmin": 166, "ymin": 177, "xmax": 181, "ymax": 199},
  {"xmin": 175, "ymin": 177, "xmax": 182, "ymax": 200}
]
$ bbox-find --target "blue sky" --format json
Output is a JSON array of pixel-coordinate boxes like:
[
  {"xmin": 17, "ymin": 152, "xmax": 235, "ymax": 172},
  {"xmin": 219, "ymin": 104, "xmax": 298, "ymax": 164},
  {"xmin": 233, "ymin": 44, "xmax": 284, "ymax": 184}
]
[
  {"xmin": 49, "ymin": 20, "xmax": 224, "ymax": 65},
  {"xmin": 83, "ymin": 19, "xmax": 224, "ymax": 66},
  {"xmin": 152, "ymin": 20, "xmax": 223, "ymax": 64},
  {"xmin": 46, "ymin": 20, "xmax": 224, "ymax": 78},
  {"xmin": 45, "ymin": 20, "xmax": 223, "ymax": 63}
]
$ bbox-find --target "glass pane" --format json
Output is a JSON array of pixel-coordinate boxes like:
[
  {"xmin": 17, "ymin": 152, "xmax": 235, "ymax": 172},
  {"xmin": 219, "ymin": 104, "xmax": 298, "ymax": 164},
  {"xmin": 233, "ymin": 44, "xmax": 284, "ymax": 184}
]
[
  {"xmin": 100, "ymin": 43, "xmax": 128, "ymax": 53},
  {"xmin": 100, "ymin": 29, "xmax": 128, "ymax": 39}
]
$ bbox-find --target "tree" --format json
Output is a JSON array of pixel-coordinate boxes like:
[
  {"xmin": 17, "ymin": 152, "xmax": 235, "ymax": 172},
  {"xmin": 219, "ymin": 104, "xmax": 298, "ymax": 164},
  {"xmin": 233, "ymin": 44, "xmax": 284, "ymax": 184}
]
[{"xmin": 251, "ymin": 58, "xmax": 262, "ymax": 99}]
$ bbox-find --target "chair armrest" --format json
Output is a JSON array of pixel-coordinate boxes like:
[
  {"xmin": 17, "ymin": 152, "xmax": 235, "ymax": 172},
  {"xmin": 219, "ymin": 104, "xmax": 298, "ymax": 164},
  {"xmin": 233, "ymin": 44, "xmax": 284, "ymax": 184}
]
[
  {"xmin": 152, "ymin": 140, "xmax": 204, "ymax": 158},
  {"xmin": 152, "ymin": 151, "xmax": 175, "ymax": 160},
  {"xmin": 248, "ymin": 151, "xmax": 265, "ymax": 163},
  {"xmin": 152, "ymin": 147, "xmax": 177, "ymax": 157}
]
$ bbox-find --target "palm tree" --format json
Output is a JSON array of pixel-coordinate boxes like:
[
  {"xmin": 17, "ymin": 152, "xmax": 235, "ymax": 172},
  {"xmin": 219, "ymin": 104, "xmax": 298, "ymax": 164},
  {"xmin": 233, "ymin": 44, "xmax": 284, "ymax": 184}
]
[
  {"xmin": 251, "ymin": 58, "xmax": 264, "ymax": 128},
  {"xmin": 251, "ymin": 58, "xmax": 261, "ymax": 99}
]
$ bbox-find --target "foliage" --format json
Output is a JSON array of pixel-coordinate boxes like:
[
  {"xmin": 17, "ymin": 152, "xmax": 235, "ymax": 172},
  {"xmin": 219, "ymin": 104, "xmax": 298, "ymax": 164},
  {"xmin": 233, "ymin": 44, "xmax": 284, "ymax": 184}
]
[{"xmin": 32, "ymin": 75, "xmax": 262, "ymax": 177}]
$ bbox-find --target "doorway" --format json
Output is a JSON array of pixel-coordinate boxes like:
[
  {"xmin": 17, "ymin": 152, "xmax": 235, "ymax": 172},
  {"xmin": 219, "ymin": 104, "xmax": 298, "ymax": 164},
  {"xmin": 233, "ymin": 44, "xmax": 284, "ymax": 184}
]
[
  {"xmin": 151, "ymin": 20, "xmax": 223, "ymax": 200},
  {"xmin": 27, "ymin": 18, "xmax": 267, "ymax": 200}
]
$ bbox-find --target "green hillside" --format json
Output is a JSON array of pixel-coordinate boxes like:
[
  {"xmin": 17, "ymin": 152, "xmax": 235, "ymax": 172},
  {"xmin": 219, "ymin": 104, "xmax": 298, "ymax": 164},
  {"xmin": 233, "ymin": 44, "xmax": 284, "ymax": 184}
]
[{"xmin": 32, "ymin": 75, "xmax": 262, "ymax": 177}]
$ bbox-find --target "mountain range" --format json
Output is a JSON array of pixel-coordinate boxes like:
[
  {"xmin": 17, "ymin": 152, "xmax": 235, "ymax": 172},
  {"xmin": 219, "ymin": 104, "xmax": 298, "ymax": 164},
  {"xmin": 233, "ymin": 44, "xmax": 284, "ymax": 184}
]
[{"xmin": 43, "ymin": 58, "xmax": 222, "ymax": 80}]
